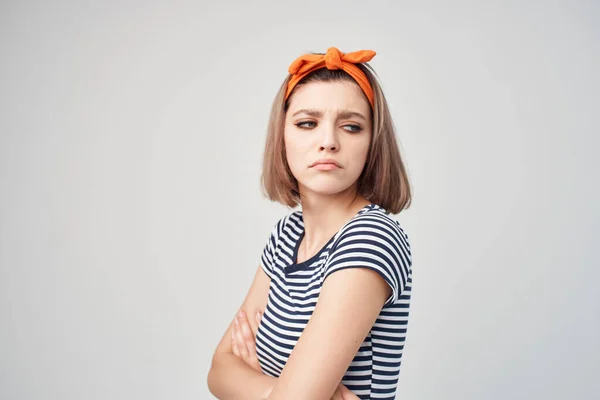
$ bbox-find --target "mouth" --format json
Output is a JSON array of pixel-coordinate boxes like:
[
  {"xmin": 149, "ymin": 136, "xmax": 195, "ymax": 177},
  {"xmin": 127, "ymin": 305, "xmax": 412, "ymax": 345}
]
[
  {"xmin": 310, "ymin": 159, "xmax": 342, "ymax": 170},
  {"xmin": 312, "ymin": 163, "xmax": 340, "ymax": 171}
]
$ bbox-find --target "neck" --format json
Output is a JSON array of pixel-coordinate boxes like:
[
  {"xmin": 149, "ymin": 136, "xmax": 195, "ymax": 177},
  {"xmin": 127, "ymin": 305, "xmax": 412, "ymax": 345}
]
[{"xmin": 296, "ymin": 186, "xmax": 371, "ymax": 258}]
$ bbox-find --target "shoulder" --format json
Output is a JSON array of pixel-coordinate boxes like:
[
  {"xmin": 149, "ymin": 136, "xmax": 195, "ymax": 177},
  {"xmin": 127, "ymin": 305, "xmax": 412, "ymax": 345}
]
[
  {"xmin": 267, "ymin": 210, "xmax": 303, "ymax": 240},
  {"xmin": 260, "ymin": 210, "xmax": 302, "ymax": 276},
  {"xmin": 325, "ymin": 205, "xmax": 412, "ymax": 305},
  {"xmin": 334, "ymin": 205, "xmax": 411, "ymax": 255},
  {"xmin": 262, "ymin": 210, "xmax": 305, "ymax": 257}
]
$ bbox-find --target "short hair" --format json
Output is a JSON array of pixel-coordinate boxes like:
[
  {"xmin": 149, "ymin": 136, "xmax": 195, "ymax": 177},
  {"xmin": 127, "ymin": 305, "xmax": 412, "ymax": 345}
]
[{"xmin": 260, "ymin": 61, "xmax": 412, "ymax": 215}]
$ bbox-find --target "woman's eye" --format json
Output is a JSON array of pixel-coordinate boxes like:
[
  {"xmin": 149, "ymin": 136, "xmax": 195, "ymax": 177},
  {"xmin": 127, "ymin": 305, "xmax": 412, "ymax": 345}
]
[
  {"xmin": 295, "ymin": 121, "xmax": 317, "ymax": 129},
  {"xmin": 343, "ymin": 124, "xmax": 362, "ymax": 133}
]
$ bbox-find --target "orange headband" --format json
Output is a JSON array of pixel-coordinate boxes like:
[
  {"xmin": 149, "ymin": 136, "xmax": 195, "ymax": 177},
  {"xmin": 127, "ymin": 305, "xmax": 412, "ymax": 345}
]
[{"xmin": 285, "ymin": 47, "xmax": 377, "ymax": 108}]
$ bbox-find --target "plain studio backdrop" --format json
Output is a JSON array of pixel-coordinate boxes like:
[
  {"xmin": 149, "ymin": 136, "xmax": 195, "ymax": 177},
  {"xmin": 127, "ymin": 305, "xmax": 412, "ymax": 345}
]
[{"xmin": 1, "ymin": 1, "xmax": 598, "ymax": 399}]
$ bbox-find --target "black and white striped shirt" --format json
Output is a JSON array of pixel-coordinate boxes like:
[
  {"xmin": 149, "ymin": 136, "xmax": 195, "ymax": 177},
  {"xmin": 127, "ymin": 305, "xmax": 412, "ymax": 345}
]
[{"xmin": 256, "ymin": 203, "xmax": 413, "ymax": 400}]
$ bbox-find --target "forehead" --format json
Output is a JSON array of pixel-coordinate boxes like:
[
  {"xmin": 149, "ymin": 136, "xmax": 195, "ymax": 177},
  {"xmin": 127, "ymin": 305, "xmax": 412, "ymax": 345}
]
[{"xmin": 286, "ymin": 80, "xmax": 370, "ymax": 115}]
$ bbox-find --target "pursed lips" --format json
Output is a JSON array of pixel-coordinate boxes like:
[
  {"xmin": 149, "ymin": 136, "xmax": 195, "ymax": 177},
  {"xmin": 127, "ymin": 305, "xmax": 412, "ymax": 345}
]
[{"xmin": 310, "ymin": 159, "xmax": 342, "ymax": 169}]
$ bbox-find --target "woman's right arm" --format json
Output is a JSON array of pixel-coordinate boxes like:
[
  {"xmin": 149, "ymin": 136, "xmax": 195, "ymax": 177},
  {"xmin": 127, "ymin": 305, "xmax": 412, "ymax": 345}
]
[{"xmin": 207, "ymin": 264, "xmax": 276, "ymax": 400}]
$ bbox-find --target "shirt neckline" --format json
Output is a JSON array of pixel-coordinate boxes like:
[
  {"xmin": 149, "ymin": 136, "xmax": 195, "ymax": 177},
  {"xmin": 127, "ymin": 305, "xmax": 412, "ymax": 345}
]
[{"xmin": 286, "ymin": 203, "xmax": 378, "ymax": 274}]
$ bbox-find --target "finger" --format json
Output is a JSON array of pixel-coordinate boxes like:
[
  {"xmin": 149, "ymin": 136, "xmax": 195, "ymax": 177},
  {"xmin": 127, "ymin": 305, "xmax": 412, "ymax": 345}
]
[
  {"xmin": 234, "ymin": 313, "xmax": 248, "ymax": 359},
  {"xmin": 231, "ymin": 323, "xmax": 241, "ymax": 358},
  {"xmin": 330, "ymin": 387, "xmax": 343, "ymax": 400},
  {"xmin": 339, "ymin": 384, "xmax": 359, "ymax": 400},
  {"xmin": 245, "ymin": 309, "xmax": 259, "ymax": 337},
  {"xmin": 253, "ymin": 310, "xmax": 263, "ymax": 336},
  {"xmin": 239, "ymin": 311, "xmax": 264, "ymax": 371},
  {"xmin": 239, "ymin": 311, "xmax": 258, "ymax": 359}
]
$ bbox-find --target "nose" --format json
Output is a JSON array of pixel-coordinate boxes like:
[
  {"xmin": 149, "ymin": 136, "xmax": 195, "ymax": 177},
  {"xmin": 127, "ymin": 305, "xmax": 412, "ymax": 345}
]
[{"xmin": 319, "ymin": 123, "xmax": 339, "ymax": 152}]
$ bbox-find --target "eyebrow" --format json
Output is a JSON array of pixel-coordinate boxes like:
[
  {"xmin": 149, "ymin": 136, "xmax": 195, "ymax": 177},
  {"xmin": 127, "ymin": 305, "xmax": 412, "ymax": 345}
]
[{"xmin": 291, "ymin": 108, "xmax": 368, "ymax": 122}]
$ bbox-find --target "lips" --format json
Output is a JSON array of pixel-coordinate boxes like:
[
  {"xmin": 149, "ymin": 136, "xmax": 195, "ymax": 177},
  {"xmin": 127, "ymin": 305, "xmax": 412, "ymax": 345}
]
[
  {"xmin": 313, "ymin": 163, "xmax": 339, "ymax": 171},
  {"xmin": 310, "ymin": 159, "xmax": 341, "ymax": 168}
]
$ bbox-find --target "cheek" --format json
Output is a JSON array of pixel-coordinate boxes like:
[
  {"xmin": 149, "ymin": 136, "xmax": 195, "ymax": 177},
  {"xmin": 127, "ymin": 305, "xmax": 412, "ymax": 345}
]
[
  {"xmin": 283, "ymin": 131, "xmax": 302, "ymax": 168},
  {"xmin": 349, "ymin": 137, "xmax": 371, "ymax": 165},
  {"xmin": 284, "ymin": 129, "xmax": 308, "ymax": 154}
]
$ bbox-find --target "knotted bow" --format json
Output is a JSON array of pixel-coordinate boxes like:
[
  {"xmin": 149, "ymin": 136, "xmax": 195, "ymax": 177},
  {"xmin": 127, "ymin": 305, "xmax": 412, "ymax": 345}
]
[{"xmin": 285, "ymin": 47, "xmax": 376, "ymax": 107}]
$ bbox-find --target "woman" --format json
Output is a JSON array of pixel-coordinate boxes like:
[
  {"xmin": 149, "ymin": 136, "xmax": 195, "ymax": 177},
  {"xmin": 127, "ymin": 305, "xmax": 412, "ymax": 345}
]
[{"xmin": 207, "ymin": 47, "xmax": 413, "ymax": 400}]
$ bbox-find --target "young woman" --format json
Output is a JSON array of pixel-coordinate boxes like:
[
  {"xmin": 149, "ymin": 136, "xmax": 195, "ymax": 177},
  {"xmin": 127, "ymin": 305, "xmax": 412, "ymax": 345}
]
[{"xmin": 207, "ymin": 47, "xmax": 413, "ymax": 400}]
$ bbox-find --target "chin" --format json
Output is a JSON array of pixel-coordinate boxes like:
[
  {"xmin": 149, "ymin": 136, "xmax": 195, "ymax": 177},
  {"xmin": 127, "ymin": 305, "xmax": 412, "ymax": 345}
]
[{"xmin": 299, "ymin": 179, "xmax": 356, "ymax": 197}]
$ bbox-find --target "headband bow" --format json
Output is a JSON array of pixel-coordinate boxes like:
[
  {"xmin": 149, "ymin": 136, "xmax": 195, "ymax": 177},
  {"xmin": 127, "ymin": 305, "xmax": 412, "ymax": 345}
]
[{"xmin": 285, "ymin": 47, "xmax": 376, "ymax": 107}]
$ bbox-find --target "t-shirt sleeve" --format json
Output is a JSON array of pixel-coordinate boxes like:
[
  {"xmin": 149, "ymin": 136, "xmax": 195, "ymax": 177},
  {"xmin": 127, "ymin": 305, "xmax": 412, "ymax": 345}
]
[
  {"xmin": 324, "ymin": 215, "xmax": 412, "ymax": 307},
  {"xmin": 259, "ymin": 217, "xmax": 284, "ymax": 279}
]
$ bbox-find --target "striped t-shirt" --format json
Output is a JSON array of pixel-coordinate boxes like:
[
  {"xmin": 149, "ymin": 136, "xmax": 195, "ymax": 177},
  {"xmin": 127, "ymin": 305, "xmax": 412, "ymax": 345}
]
[{"xmin": 256, "ymin": 203, "xmax": 413, "ymax": 400}]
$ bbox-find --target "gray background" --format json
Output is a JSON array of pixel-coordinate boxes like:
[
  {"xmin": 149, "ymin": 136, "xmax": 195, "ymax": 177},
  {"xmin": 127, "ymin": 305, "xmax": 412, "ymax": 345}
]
[{"xmin": 1, "ymin": 0, "xmax": 598, "ymax": 399}]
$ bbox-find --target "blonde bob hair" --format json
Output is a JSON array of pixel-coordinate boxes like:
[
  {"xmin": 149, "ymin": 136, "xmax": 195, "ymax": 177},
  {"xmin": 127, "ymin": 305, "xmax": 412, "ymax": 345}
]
[{"xmin": 260, "ymin": 61, "xmax": 412, "ymax": 215}]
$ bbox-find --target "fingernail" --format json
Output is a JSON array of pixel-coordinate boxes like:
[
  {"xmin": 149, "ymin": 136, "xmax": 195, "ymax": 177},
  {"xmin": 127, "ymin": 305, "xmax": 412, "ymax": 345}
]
[
  {"xmin": 255, "ymin": 311, "xmax": 260, "ymax": 324},
  {"xmin": 238, "ymin": 310, "xmax": 245, "ymax": 318}
]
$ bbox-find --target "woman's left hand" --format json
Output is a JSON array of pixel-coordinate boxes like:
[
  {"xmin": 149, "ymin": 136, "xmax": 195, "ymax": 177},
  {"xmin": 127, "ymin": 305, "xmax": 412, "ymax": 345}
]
[
  {"xmin": 232, "ymin": 309, "xmax": 263, "ymax": 372},
  {"xmin": 233, "ymin": 310, "xmax": 359, "ymax": 399},
  {"xmin": 331, "ymin": 383, "xmax": 361, "ymax": 400}
]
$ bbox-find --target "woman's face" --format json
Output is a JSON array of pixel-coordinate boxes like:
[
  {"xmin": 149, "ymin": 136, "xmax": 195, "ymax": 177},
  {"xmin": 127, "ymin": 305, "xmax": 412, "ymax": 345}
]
[{"xmin": 284, "ymin": 80, "xmax": 372, "ymax": 199}]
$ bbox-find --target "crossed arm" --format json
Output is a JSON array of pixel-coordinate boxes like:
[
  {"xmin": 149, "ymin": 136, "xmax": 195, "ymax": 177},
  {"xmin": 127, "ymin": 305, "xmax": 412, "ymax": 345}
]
[{"xmin": 207, "ymin": 263, "xmax": 391, "ymax": 400}]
